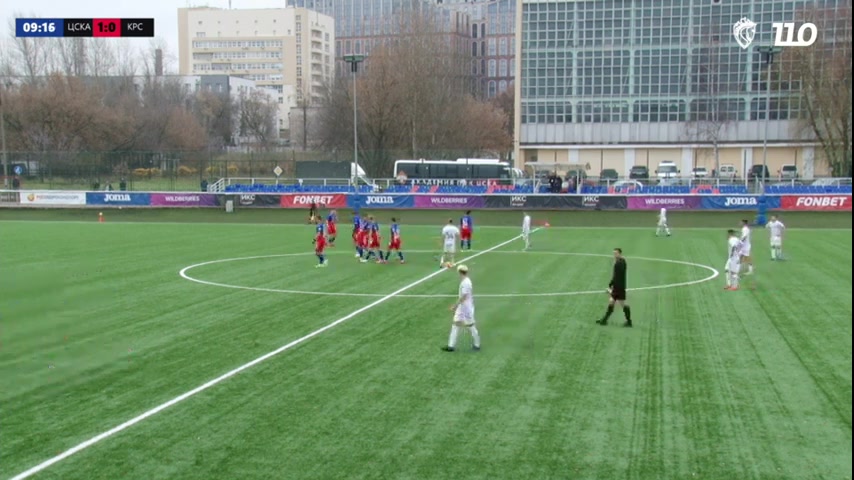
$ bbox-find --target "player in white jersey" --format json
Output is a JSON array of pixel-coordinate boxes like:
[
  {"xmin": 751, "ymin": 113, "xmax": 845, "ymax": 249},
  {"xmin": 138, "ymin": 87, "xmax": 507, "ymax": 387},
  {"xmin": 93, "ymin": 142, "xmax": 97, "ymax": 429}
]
[
  {"xmin": 765, "ymin": 215, "xmax": 786, "ymax": 260},
  {"xmin": 442, "ymin": 264, "xmax": 481, "ymax": 352},
  {"xmin": 739, "ymin": 219, "xmax": 754, "ymax": 275},
  {"xmin": 440, "ymin": 219, "xmax": 460, "ymax": 268},
  {"xmin": 725, "ymin": 229, "xmax": 743, "ymax": 290},
  {"xmin": 521, "ymin": 213, "xmax": 532, "ymax": 250},
  {"xmin": 656, "ymin": 207, "xmax": 672, "ymax": 237}
]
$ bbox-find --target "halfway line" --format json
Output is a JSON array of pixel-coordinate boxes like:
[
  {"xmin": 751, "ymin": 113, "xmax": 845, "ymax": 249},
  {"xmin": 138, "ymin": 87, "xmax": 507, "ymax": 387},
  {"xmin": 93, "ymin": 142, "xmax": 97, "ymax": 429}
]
[{"xmin": 9, "ymin": 229, "xmax": 538, "ymax": 480}]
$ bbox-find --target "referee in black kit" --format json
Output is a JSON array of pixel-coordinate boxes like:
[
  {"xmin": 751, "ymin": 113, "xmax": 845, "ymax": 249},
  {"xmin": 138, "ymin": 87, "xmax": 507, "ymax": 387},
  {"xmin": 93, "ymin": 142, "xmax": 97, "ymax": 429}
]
[{"xmin": 597, "ymin": 248, "xmax": 633, "ymax": 328}]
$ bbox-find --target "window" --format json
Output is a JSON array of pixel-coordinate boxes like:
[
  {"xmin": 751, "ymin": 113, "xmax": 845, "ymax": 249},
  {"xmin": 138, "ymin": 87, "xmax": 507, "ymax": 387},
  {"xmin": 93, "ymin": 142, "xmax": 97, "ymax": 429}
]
[
  {"xmin": 472, "ymin": 41, "xmax": 478, "ymax": 57},
  {"xmin": 197, "ymin": 32, "xmax": 206, "ymax": 38}
]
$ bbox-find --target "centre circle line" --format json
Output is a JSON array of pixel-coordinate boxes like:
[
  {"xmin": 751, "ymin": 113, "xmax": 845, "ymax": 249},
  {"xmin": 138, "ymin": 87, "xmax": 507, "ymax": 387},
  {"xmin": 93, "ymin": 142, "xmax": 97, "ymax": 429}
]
[{"xmin": 179, "ymin": 251, "xmax": 720, "ymax": 298}]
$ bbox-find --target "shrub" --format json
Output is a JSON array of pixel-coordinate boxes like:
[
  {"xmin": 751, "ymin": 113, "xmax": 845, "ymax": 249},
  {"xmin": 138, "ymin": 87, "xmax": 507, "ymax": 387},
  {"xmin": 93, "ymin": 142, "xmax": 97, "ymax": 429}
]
[
  {"xmin": 132, "ymin": 168, "xmax": 149, "ymax": 177},
  {"xmin": 177, "ymin": 166, "xmax": 198, "ymax": 176}
]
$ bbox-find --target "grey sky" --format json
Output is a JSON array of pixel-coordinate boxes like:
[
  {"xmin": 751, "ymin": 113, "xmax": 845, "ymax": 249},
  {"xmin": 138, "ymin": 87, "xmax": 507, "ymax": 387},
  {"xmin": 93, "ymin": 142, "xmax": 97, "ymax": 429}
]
[{"xmin": 1, "ymin": 0, "xmax": 289, "ymax": 59}]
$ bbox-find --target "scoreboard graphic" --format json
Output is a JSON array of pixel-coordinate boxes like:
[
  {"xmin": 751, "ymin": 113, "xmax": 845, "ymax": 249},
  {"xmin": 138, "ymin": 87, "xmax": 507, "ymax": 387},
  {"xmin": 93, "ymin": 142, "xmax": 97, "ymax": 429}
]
[{"xmin": 16, "ymin": 18, "xmax": 155, "ymax": 37}]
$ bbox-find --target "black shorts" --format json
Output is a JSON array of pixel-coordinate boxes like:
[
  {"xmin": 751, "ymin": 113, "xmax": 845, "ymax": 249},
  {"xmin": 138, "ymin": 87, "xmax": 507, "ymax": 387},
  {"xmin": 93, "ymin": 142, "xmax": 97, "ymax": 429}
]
[{"xmin": 610, "ymin": 288, "xmax": 627, "ymax": 301}]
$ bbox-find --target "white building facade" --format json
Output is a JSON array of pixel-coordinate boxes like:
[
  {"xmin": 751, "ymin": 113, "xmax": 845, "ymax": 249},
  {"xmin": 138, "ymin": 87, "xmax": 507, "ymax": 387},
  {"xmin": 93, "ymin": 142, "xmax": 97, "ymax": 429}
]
[{"xmin": 178, "ymin": 7, "xmax": 335, "ymax": 137}]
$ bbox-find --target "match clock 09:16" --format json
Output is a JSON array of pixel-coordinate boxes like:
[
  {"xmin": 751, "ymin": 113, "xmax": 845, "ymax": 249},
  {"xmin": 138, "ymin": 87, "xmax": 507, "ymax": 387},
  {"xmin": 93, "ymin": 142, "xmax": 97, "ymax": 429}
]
[{"xmin": 15, "ymin": 18, "xmax": 63, "ymax": 37}]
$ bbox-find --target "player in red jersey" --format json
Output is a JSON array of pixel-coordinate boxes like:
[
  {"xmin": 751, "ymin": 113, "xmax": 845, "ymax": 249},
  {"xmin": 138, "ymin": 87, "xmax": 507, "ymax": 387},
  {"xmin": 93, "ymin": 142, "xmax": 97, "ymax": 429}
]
[
  {"xmin": 460, "ymin": 210, "xmax": 474, "ymax": 250},
  {"xmin": 326, "ymin": 210, "xmax": 338, "ymax": 246},
  {"xmin": 312, "ymin": 222, "xmax": 328, "ymax": 268},
  {"xmin": 384, "ymin": 218, "xmax": 405, "ymax": 264},
  {"xmin": 364, "ymin": 216, "xmax": 384, "ymax": 263},
  {"xmin": 356, "ymin": 216, "xmax": 370, "ymax": 262}
]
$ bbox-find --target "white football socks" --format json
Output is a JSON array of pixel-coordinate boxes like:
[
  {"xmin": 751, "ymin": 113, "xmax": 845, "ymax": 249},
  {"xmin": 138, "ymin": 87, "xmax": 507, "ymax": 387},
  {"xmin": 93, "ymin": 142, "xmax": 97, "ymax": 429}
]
[
  {"xmin": 468, "ymin": 325, "xmax": 481, "ymax": 348},
  {"xmin": 448, "ymin": 325, "xmax": 480, "ymax": 349},
  {"xmin": 448, "ymin": 325, "xmax": 460, "ymax": 348}
]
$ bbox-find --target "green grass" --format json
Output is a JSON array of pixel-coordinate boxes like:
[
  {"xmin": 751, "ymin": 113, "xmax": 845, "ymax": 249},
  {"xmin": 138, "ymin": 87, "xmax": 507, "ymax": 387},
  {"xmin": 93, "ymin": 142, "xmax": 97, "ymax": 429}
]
[{"xmin": 1, "ymin": 215, "xmax": 851, "ymax": 480}]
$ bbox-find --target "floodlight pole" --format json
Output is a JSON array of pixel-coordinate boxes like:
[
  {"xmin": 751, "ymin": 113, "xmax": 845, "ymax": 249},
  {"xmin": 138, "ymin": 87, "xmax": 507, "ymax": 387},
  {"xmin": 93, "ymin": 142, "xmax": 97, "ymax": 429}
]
[
  {"xmin": 758, "ymin": 45, "xmax": 782, "ymax": 189},
  {"xmin": 343, "ymin": 55, "xmax": 365, "ymax": 186}
]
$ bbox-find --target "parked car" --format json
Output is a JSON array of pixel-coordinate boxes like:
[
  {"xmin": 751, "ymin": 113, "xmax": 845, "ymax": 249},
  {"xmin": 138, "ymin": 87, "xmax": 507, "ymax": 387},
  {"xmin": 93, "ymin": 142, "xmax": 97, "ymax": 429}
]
[
  {"xmin": 718, "ymin": 164, "xmax": 737, "ymax": 178},
  {"xmin": 629, "ymin": 165, "xmax": 649, "ymax": 180},
  {"xmin": 691, "ymin": 167, "xmax": 709, "ymax": 178},
  {"xmin": 748, "ymin": 164, "xmax": 771, "ymax": 181},
  {"xmin": 780, "ymin": 164, "xmax": 798, "ymax": 179},
  {"xmin": 599, "ymin": 169, "xmax": 619, "ymax": 184},
  {"xmin": 655, "ymin": 161, "xmax": 680, "ymax": 180}
]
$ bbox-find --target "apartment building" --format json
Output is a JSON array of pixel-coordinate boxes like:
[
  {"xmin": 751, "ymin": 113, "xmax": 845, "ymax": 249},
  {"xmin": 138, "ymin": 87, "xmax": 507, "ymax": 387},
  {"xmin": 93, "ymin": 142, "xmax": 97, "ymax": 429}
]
[{"xmin": 178, "ymin": 6, "xmax": 335, "ymax": 137}]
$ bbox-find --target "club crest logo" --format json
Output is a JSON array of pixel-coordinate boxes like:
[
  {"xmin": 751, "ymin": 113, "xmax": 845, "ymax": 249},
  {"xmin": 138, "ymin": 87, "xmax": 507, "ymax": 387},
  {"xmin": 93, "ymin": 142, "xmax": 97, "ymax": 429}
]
[{"xmin": 733, "ymin": 17, "xmax": 757, "ymax": 49}]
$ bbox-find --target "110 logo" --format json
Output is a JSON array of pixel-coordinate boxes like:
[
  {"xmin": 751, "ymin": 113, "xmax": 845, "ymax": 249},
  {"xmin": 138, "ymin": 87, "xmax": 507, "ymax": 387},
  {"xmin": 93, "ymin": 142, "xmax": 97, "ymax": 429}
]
[{"xmin": 772, "ymin": 22, "xmax": 818, "ymax": 47}]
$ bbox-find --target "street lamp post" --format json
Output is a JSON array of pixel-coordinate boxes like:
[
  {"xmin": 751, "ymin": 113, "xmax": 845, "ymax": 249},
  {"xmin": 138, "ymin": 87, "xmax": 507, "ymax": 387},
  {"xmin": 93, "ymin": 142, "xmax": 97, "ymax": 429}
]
[
  {"xmin": 758, "ymin": 45, "xmax": 783, "ymax": 189},
  {"xmin": 343, "ymin": 55, "xmax": 365, "ymax": 187}
]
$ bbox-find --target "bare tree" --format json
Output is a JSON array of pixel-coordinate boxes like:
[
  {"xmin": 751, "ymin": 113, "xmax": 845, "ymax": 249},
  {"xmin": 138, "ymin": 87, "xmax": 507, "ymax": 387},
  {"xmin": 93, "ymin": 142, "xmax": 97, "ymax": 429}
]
[
  {"xmin": 316, "ymin": 7, "xmax": 506, "ymax": 176},
  {"xmin": 291, "ymin": 84, "xmax": 316, "ymax": 151},
  {"xmin": 7, "ymin": 14, "xmax": 53, "ymax": 83},
  {"xmin": 785, "ymin": 5, "xmax": 853, "ymax": 177},
  {"xmin": 683, "ymin": 16, "xmax": 742, "ymax": 174},
  {"xmin": 57, "ymin": 37, "xmax": 87, "ymax": 77},
  {"xmin": 491, "ymin": 88, "xmax": 515, "ymax": 160},
  {"xmin": 194, "ymin": 89, "xmax": 235, "ymax": 147},
  {"xmin": 140, "ymin": 38, "xmax": 175, "ymax": 77},
  {"xmin": 237, "ymin": 89, "xmax": 277, "ymax": 149}
]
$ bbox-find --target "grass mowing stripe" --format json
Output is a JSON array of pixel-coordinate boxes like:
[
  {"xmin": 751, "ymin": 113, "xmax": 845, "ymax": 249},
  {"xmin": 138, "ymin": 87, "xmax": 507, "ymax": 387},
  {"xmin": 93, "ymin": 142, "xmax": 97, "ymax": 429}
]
[{"xmin": 9, "ymin": 229, "xmax": 539, "ymax": 480}]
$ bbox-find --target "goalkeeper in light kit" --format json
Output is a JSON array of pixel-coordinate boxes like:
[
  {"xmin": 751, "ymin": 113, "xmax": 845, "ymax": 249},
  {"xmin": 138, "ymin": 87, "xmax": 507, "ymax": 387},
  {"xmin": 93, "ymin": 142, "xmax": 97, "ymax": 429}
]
[{"xmin": 765, "ymin": 215, "xmax": 786, "ymax": 261}]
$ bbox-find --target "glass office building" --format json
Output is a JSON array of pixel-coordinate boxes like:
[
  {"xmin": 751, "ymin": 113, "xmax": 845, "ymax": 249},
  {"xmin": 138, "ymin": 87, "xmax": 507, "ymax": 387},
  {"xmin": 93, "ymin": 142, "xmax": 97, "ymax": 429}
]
[{"xmin": 515, "ymin": 0, "xmax": 849, "ymax": 177}]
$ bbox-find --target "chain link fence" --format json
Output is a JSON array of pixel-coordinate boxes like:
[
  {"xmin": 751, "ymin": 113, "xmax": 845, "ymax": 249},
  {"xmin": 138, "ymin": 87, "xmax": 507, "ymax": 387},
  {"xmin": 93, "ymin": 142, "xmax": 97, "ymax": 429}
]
[{"xmin": 1, "ymin": 150, "xmax": 351, "ymax": 191}]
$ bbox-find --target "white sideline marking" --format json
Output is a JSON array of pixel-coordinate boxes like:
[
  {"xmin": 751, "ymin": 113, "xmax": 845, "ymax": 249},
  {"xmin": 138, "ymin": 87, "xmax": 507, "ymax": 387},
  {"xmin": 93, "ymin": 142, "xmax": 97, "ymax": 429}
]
[
  {"xmin": 179, "ymin": 251, "xmax": 719, "ymax": 298},
  {"xmin": 9, "ymin": 230, "xmax": 538, "ymax": 480}
]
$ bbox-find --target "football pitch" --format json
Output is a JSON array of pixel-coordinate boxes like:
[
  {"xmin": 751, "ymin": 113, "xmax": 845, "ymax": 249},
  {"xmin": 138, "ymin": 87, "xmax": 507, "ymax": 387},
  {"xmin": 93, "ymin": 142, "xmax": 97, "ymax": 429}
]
[{"xmin": 1, "ymin": 210, "xmax": 851, "ymax": 480}]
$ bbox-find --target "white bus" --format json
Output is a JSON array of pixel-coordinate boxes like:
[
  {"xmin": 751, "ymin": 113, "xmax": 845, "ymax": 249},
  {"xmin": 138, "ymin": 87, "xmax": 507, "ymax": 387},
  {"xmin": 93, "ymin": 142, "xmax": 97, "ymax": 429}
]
[{"xmin": 393, "ymin": 158, "xmax": 524, "ymax": 185}]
